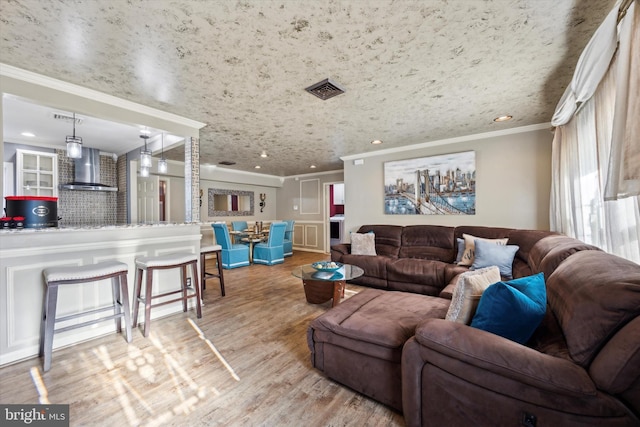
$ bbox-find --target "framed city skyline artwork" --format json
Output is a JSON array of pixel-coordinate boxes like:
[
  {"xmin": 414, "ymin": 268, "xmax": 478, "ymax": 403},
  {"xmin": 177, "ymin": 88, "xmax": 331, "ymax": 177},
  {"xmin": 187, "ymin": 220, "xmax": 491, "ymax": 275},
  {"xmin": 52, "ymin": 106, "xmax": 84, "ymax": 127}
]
[{"xmin": 384, "ymin": 151, "xmax": 476, "ymax": 215}]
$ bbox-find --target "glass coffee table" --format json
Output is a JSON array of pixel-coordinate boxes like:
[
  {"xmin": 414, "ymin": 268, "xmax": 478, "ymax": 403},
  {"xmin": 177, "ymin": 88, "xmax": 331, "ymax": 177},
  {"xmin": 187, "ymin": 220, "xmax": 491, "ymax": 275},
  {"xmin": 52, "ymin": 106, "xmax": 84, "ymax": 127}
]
[{"xmin": 292, "ymin": 263, "xmax": 364, "ymax": 307}]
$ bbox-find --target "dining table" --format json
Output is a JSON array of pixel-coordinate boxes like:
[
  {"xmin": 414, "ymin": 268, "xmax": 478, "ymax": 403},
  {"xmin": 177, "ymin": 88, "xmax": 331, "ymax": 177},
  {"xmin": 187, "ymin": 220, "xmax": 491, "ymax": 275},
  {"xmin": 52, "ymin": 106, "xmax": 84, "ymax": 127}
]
[{"xmin": 241, "ymin": 228, "xmax": 269, "ymax": 262}]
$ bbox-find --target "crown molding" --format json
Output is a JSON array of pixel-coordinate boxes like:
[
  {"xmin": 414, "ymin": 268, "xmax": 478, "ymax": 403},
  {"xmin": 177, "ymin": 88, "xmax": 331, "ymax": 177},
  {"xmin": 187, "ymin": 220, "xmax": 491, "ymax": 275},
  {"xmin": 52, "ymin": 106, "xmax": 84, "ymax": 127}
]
[
  {"xmin": 340, "ymin": 123, "xmax": 553, "ymax": 161},
  {"xmin": 0, "ymin": 63, "xmax": 206, "ymax": 130}
]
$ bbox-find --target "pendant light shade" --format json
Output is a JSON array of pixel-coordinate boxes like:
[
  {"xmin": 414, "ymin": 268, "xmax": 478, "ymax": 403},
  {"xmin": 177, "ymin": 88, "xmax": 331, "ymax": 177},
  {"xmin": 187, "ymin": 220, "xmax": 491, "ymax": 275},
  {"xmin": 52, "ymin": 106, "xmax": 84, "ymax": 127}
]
[
  {"xmin": 140, "ymin": 166, "xmax": 150, "ymax": 177},
  {"xmin": 65, "ymin": 113, "xmax": 83, "ymax": 158},
  {"xmin": 139, "ymin": 133, "xmax": 152, "ymax": 168},
  {"xmin": 158, "ymin": 133, "xmax": 168, "ymax": 173}
]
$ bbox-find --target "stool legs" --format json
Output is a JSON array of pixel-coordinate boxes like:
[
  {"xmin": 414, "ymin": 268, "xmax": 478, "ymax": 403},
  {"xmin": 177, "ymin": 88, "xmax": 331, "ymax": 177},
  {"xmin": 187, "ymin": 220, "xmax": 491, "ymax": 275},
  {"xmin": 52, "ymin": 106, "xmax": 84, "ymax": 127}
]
[
  {"xmin": 132, "ymin": 267, "xmax": 144, "ymax": 334},
  {"xmin": 118, "ymin": 275, "xmax": 133, "ymax": 343},
  {"xmin": 39, "ymin": 271, "xmax": 131, "ymax": 372},
  {"xmin": 39, "ymin": 284, "xmax": 59, "ymax": 373},
  {"xmin": 191, "ymin": 261, "xmax": 202, "ymax": 318},
  {"xmin": 216, "ymin": 251, "xmax": 226, "ymax": 296},
  {"xmin": 201, "ymin": 250, "xmax": 225, "ymax": 296},
  {"xmin": 181, "ymin": 265, "xmax": 189, "ymax": 313},
  {"xmin": 133, "ymin": 260, "xmax": 202, "ymax": 338}
]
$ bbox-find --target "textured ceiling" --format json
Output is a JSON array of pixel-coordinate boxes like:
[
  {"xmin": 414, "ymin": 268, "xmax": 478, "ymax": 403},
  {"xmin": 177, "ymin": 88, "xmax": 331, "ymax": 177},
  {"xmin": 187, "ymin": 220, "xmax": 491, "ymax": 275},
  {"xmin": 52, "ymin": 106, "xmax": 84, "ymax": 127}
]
[{"xmin": 0, "ymin": 0, "xmax": 616, "ymax": 176}]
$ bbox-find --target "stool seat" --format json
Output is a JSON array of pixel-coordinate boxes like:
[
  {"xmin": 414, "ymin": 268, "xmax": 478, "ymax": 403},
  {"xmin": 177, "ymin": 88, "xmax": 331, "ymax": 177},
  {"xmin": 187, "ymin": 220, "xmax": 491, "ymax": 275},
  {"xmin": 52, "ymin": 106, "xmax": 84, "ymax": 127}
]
[
  {"xmin": 200, "ymin": 244, "xmax": 225, "ymax": 296},
  {"xmin": 136, "ymin": 253, "xmax": 198, "ymax": 269},
  {"xmin": 133, "ymin": 252, "xmax": 202, "ymax": 337},
  {"xmin": 40, "ymin": 261, "xmax": 132, "ymax": 372},
  {"xmin": 201, "ymin": 244, "xmax": 222, "ymax": 253},
  {"xmin": 44, "ymin": 261, "xmax": 128, "ymax": 283}
]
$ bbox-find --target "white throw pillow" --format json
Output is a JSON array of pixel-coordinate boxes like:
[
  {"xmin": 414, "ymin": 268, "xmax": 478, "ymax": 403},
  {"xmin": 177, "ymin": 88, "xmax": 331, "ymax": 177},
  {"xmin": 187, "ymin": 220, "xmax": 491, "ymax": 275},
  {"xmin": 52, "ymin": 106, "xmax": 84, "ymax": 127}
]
[
  {"xmin": 457, "ymin": 233, "xmax": 508, "ymax": 266},
  {"xmin": 351, "ymin": 232, "xmax": 377, "ymax": 256},
  {"xmin": 445, "ymin": 266, "xmax": 501, "ymax": 324}
]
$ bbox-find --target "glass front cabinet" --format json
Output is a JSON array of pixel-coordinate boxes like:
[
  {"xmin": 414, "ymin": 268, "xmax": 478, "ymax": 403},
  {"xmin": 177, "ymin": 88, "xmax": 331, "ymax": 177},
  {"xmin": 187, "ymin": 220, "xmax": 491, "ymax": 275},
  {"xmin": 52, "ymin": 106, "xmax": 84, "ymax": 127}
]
[{"xmin": 16, "ymin": 149, "xmax": 58, "ymax": 197}]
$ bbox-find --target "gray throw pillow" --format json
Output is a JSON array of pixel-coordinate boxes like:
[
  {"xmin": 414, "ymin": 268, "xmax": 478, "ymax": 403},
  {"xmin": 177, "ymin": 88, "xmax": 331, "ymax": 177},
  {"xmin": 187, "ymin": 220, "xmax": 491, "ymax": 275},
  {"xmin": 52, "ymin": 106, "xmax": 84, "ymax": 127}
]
[{"xmin": 351, "ymin": 232, "xmax": 377, "ymax": 256}]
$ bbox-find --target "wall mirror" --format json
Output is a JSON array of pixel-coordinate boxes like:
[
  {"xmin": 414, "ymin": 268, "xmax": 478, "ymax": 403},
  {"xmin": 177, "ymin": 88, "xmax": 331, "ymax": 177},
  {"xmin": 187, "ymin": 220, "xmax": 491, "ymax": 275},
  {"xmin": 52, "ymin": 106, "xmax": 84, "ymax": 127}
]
[{"xmin": 208, "ymin": 188, "xmax": 254, "ymax": 216}]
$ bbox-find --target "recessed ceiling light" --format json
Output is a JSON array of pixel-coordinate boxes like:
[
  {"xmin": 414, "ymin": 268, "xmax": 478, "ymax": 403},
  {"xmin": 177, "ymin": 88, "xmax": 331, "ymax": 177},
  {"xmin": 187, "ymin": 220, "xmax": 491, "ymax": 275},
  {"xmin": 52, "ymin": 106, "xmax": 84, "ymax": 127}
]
[
  {"xmin": 255, "ymin": 165, "xmax": 261, "ymax": 169},
  {"xmin": 371, "ymin": 139, "xmax": 383, "ymax": 145},
  {"xmin": 260, "ymin": 151, "xmax": 268, "ymax": 158},
  {"xmin": 310, "ymin": 165, "xmax": 317, "ymax": 169},
  {"xmin": 21, "ymin": 132, "xmax": 35, "ymax": 137},
  {"xmin": 493, "ymin": 115, "xmax": 513, "ymax": 122}
]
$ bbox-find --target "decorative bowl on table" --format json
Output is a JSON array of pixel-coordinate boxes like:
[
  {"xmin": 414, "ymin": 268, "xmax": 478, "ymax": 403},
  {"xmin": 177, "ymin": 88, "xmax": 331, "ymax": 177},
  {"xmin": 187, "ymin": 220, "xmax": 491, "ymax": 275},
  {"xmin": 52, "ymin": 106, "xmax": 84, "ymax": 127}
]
[{"xmin": 312, "ymin": 261, "xmax": 343, "ymax": 272}]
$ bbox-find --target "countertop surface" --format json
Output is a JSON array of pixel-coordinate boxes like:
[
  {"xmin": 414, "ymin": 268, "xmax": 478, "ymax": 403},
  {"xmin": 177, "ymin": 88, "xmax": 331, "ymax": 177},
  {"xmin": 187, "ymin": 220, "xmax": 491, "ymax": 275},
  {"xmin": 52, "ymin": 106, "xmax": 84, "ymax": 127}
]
[{"xmin": 0, "ymin": 222, "xmax": 201, "ymax": 234}]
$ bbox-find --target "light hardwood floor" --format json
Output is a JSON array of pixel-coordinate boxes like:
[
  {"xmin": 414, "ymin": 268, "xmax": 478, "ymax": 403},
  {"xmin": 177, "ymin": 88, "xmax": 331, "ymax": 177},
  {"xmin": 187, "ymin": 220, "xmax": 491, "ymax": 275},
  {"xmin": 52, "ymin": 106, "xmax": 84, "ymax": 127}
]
[{"xmin": 0, "ymin": 251, "xmax": 405, "ymax": 426}]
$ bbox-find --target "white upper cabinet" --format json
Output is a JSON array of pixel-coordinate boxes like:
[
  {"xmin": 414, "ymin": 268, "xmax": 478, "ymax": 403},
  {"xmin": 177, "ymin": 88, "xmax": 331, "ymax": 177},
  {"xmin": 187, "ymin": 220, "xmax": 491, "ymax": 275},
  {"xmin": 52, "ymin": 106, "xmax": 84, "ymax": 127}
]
[{"xmin": 16, "ymin": 149, "xmax": 58, "ymax": 197}]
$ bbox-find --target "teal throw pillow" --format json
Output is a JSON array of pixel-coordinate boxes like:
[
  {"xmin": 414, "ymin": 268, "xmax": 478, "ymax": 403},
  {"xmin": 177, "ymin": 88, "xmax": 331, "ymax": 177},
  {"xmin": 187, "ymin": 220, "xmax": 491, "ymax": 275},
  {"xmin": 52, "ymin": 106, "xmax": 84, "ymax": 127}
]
[
  {"xmin": 470, "ymin": 272, "xmax": 546, "ymax": 344},
  {"xmin": 471, "ymin": 239, "xmax": 519, "ymax": 279}
]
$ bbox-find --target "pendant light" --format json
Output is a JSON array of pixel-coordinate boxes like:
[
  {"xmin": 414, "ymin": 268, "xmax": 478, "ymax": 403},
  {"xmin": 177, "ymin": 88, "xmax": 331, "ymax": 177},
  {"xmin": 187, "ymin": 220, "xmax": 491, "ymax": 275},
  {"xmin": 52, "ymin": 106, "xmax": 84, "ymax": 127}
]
[
  {"xmin": 158, "ymin": 133, "xmax": 168, "ymax": 174},
  {"xmin": 140, "ymin": 166, "xmax": 150, "ymax": 177},
  {"xmin": 65, "ymin": 113, "xmax": 83, "ymax": 158},
  {"xmin": 139, "ymin": 129, "xmax": 152, "ymax": 168}
]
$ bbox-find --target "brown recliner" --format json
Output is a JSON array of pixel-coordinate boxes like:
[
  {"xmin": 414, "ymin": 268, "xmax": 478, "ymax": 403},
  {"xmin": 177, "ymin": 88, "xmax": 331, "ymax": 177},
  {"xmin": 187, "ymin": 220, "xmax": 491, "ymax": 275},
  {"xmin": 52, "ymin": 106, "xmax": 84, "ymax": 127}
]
[{"xmin": 401, "ymin": 250, "xmax": 640, "ymax": 427}]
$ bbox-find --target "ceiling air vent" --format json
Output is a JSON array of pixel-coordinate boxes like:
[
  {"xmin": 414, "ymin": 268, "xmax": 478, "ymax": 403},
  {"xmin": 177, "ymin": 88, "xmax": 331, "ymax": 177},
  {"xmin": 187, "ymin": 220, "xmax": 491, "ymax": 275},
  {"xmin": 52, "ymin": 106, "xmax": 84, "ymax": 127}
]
[
  {"xmin": 305, "ymin": 78, "xmax": 345, "ymax": 100},
  {"xmin": 52, "ymin": 112, "xmax": 84, "ymax": 125},
  {"xmin": 218, "ymin": 161, "xmax": 236, "ymax": 166}
]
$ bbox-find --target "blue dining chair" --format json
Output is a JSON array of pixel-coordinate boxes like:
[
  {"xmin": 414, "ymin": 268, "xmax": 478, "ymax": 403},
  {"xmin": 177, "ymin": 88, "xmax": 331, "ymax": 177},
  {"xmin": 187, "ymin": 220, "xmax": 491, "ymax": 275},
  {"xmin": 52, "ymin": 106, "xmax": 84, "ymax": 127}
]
[
  {"xmin": 212, "ymin": 223, "xmax": 250, "ymax": 269},
  {"xmin": 283, "ymin": 220, "xmax": 295, "ymax": 257},
  {"xmin": 253, "ymin": 222, "xmax": 287, "ymax": 266},
  {"xmin": 231, "ymin": 220, "xmax": 249, "ymax": 244}
]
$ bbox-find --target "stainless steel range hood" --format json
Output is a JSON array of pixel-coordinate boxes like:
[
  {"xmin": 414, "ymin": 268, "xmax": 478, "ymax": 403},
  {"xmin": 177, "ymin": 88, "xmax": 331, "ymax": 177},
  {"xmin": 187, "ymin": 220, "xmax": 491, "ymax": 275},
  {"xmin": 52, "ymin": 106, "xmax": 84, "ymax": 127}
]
[{"xmin": 59, "ymin": 148, "xmax": 118, "ymax": 192}]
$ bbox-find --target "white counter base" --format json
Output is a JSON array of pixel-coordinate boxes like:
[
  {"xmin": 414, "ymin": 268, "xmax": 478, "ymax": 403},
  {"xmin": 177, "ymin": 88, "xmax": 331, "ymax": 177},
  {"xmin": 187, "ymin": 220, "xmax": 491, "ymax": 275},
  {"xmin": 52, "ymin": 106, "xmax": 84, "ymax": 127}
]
[{"xmin": 0, "ymin": 224, "xmax": 202, "ymax": 366}]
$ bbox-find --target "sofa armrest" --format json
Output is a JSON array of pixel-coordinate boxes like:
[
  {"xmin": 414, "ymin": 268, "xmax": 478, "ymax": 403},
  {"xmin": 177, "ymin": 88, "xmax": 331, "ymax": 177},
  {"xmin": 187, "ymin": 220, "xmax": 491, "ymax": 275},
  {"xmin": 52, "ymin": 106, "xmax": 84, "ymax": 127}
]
[
  {"xmin": 402, "ymin": 319, "xmax": 600, "ymax": 426},
  {"xmin": 411, "ymin": 318, "xmax": 595, "ymax": 395},
  {"xmin": 330, "ymin": 243, "xmax": 351, "ymax": 261}
]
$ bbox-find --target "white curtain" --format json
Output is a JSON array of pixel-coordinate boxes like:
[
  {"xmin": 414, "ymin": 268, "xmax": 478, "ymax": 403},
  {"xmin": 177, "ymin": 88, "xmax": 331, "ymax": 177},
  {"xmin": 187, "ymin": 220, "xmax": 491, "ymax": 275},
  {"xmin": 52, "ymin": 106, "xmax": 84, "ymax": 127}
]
[
  {"xmin": 605, "ymin": 1, "xmax": 640, "ymax": 200},
  {"xmin": 550, "ymin": 1, "xmax": 640, "ymax": 264}
]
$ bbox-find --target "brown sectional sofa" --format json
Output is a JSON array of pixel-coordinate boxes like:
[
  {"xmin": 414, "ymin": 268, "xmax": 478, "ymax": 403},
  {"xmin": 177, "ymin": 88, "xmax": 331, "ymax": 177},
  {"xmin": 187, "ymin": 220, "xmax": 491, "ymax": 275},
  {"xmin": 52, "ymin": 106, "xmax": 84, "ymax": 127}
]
[{"xmin": 307, "ymin": 224, "xmax": 640, "ymax": 426}]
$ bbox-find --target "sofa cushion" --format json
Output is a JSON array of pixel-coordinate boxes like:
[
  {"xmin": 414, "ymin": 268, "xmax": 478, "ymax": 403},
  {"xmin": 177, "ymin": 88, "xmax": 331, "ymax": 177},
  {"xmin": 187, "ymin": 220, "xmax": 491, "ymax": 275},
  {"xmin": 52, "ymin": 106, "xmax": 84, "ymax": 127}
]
[
  {"xmin": 446, "ymin": 266, "xmax": 501, "ymax": 324},
  {"xmin": 458, "ymin": 233, "xmax": 508, "ymax": 266},
  {"xmin": 387, "ymin": 258, "xmax": 449, "ymax": 296},
  {"xmin": 471, "ymin": 239, "xmax": 519, "ymax": 279},
  {"xmin": 340, "ymin": 253, "xmax": 390, "ymax": 289},
  {"xmin": 351, "ymin": 232, "xmax": 377, "ymax": 255},
  {"xmin": 357, "ymin": 225, "xmax": 403, "ymax": 258},
  {"xmin": 546, "ymin": 250, "xmax": 640, "ymax": 367},
  {"xmin": 506, "ymin": 229, "xmax": 557, "ymax": 267},
  {"xmin": 399, "ymin": 225, "xmax": 455, "ymax": 262},
  {"xmin": 471, "ymin": 272, "xmax": 546, "ymax": 344}
]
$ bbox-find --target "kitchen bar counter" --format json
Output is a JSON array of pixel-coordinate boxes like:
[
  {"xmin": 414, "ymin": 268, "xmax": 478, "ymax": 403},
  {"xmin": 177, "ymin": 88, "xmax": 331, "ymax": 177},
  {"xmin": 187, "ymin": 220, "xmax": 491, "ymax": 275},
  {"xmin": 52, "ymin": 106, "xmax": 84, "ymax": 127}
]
[{"xmin": 0, "ymin": 223, "xmax": 202, "ymax": 366}]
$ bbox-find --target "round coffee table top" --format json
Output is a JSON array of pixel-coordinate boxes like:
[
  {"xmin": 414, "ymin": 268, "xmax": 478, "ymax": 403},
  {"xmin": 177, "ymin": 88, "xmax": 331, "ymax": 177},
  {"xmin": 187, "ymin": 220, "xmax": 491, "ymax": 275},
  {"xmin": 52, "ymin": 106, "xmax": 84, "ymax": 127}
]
[{"xmin": 292, "ymin": 263, "xmax": 364, "ymax": 282}]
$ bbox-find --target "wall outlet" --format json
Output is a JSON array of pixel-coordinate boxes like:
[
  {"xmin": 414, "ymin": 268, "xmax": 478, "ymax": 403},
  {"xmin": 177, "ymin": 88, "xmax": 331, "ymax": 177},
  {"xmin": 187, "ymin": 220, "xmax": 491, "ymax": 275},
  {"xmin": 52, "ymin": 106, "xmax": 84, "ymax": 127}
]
[{"xmin": 186, "ymin": 277, "xmax": 192, "ymax": 288}]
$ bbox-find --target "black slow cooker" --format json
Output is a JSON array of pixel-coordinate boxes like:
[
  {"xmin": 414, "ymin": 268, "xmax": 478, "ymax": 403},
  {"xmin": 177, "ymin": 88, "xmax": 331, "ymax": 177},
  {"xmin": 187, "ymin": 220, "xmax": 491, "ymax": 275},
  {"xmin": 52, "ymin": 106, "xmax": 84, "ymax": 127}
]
[{"xmin": 5, "ymin": 196, "xmax": 58, "ymax": 228}]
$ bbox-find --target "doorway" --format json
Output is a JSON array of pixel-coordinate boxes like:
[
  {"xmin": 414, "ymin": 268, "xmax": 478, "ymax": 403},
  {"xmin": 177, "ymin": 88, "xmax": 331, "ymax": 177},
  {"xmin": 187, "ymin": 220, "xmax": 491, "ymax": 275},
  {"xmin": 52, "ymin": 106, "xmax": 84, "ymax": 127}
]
[{"xmin": 325, "ymin": 181, "xmax": 345, "ymax": 253}]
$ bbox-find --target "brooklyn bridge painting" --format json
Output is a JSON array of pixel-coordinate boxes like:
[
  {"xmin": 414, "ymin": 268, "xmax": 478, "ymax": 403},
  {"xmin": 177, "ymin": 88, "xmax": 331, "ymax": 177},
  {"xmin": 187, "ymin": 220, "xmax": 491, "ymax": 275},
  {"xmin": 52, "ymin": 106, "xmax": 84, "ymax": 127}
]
[{"xmin": 384, "ymin": 151, "xmax": 476, "ymax": 215}]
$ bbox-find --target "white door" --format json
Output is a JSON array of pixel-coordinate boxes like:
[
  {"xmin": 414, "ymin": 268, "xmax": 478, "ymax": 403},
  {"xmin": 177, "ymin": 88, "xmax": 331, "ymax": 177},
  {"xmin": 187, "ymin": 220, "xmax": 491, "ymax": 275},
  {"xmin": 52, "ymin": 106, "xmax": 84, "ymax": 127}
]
[{"xmin": 137, "ymin": 175, "xmax": 160, "ymax": 223}]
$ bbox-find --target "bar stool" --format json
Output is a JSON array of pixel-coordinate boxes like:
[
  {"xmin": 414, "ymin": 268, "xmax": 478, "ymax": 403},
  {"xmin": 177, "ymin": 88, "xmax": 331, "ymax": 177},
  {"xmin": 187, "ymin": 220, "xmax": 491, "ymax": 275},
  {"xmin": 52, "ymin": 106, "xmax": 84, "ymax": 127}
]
[
  {"xmin": 200, "ymin": 244, "xmax": 225, "ymax": 296},
  {"xmin": 40, "ymin": 261, "xmax": 132, "ymax": 372},
  {"xmin": 132, "ymin": 253, "xmax": 202, "ymax": 337}
]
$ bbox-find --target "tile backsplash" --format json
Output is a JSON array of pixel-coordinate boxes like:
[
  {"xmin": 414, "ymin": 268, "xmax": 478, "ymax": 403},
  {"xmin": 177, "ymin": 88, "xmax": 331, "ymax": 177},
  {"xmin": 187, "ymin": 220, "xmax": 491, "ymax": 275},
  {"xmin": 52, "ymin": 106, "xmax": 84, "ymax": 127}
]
[{"xmin": 57, "ymin": 149, "xmax": 118, "ymax": 226}]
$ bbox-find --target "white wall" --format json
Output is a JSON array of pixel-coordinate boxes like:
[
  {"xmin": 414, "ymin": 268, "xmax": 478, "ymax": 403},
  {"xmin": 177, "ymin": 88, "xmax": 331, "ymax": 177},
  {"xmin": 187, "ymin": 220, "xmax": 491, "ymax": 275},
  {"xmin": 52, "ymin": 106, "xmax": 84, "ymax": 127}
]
[{"xmin": 343, "ymin": 127, "xmax": 553, "ymax": 235}]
